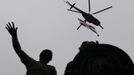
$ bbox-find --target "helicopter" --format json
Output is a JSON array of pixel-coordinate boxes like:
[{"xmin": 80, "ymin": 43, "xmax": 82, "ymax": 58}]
[{"xmin": 64, "ymin": 0, "xmax": 112, "ymax": 36}]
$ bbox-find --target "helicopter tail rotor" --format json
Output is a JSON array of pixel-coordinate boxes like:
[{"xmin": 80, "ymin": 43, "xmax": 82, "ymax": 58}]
[{"xmin": 70, "ymin": 3, "xmax": 76, "ymax": 9}]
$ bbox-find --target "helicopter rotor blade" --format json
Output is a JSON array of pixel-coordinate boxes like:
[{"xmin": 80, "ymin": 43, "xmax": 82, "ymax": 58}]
[
  {"xmin": 77, "ymin": 25, "xmax": 82, "ymax": 30},
  {"xmin": 67, "ymin": 9, "xmax": 80, "ymax": 13},
  {"xmin": 88, "ymin": 0, "xmax": 91, "ymax": 13},
  {"xmin": 92, "ymin": 6, "xmax": 112, "ymax": 15}
]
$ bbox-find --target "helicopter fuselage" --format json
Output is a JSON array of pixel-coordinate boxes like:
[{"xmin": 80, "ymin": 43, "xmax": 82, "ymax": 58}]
[
  {"xmin": 82, "ymin": 12, "xmax": 100, "ymax": 26},
  {"xmin": 71, "ymin": 5, "xmax": 101, "ymax": 26}
]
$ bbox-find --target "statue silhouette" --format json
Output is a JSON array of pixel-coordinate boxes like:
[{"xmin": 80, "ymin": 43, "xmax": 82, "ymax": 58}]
[
  {"xmin": 64, "ymin": 41, "xmax": 134, "ymax": 75},
  {"xmin": 6, "ymin": 22, "xmax": 57, "ymax": 75}
]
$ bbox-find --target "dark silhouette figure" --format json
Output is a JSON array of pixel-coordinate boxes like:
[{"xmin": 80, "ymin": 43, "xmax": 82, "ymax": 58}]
[
  {"xmin": 64, "ymin": 61, "xmax": 73, "ymax": 75},
  {"xmin": 64, "ymin": 41, "xmax": 134, "ymax": 75},
  {"xmin": 5, "ymin": 22, "xmax": 57, "ymax": 75}
]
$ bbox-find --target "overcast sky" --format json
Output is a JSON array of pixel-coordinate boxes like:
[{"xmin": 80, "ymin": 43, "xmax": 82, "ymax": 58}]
[{"xmin": 0, "ymin": 0, "xmax": 134, "ymax": 75}]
